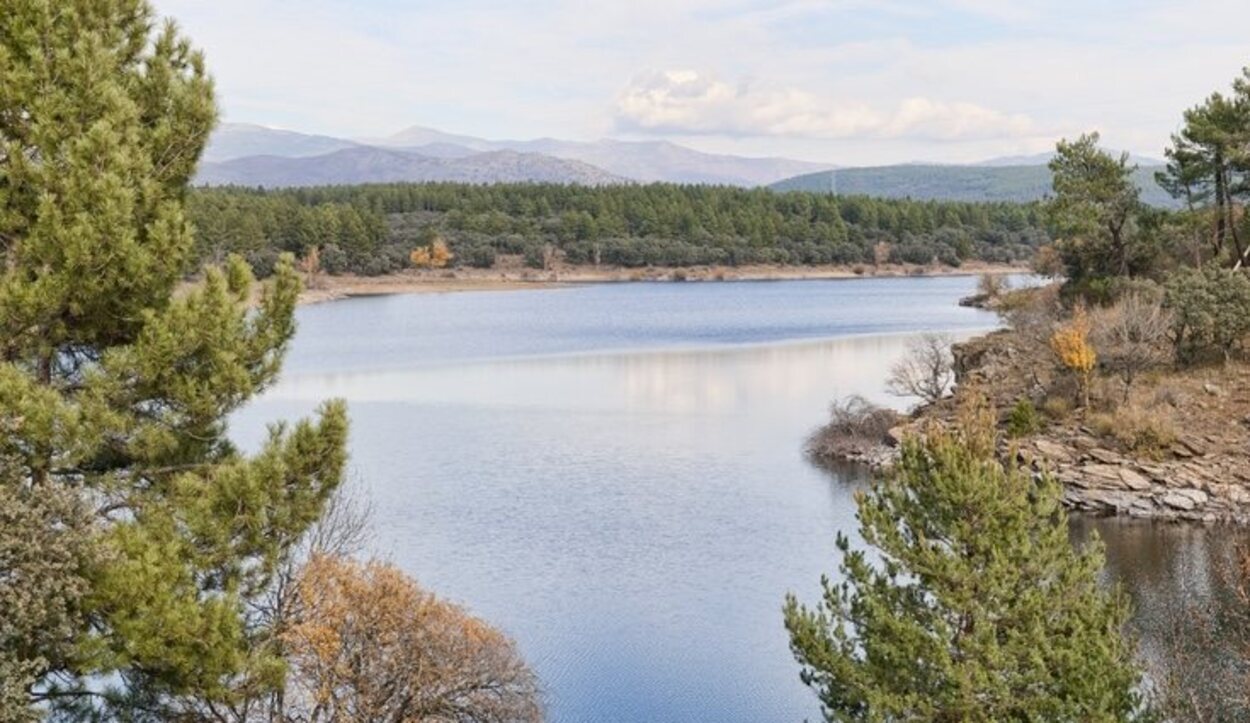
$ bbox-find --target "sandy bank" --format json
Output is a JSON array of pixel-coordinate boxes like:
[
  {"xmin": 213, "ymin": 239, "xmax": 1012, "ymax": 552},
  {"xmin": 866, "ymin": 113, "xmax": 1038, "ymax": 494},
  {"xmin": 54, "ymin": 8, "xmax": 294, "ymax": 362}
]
[{"xmin": 297, "ymin": 261, "xmax": 1028, "ymax": 305}]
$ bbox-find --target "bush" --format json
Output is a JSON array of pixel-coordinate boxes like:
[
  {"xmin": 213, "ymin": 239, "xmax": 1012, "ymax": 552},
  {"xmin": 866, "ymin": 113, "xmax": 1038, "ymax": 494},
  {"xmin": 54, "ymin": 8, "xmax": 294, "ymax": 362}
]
[
  {"xmin": 319, "ymin": 243, "xmax": 349, "ymax": 274},
  {"xmin": 1090, "ymin": 293, "xmax": 1174, "ymax": 400},
  {"xmin": 1007, "ymin": 398, "xmax": 1043, "ymax": 438},
  {"xmin": 977, "ymin": 273, "xmax": 1011, "ymax": 299},
  {"xmin": 454, "ymin": 242, "xmax": 497, "ymax": 269},
  {"xmin": 1089, "ymin": 405, "xmax": 1178, "ymax": 456},
  {"xmin": 805, "ymin": 395, "xmax": 902, "ymax": 461},
  {"xmin": 1041, "ymin": 395, "xmax": 1074, "ymax": 420},
  {"xmin": 244, "ymin": 248, "xmax": 280, "ymax": 278},
  {"xmin": 1003, "ymin": 283, "xmax": 1064, "ymax": 346},
  {"xmin": 1166, "ymin": 266, "xmax": 1250, "ymax": 364}
]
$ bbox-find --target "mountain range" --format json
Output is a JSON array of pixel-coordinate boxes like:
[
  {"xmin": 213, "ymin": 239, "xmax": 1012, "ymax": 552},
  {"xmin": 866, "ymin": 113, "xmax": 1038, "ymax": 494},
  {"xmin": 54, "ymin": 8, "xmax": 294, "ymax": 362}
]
[
  {"xmin": 198, "ymin": 123, "xmax": 1177, "ymax": 206},
  {"xmin": 199, "ymin": 123, "xmax": 833, "ymax": 188}
]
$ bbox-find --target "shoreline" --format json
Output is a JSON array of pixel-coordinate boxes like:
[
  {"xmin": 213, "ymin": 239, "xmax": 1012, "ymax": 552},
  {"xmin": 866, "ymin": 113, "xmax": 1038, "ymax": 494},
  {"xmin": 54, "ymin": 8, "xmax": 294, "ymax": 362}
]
[
  {"xmin": 814, "ymin": 327, "xmax": 1250, "ymax": 524},
  {"xmin": 297, "ymin": 262, "xmax": 1029, "ymax": 305}
]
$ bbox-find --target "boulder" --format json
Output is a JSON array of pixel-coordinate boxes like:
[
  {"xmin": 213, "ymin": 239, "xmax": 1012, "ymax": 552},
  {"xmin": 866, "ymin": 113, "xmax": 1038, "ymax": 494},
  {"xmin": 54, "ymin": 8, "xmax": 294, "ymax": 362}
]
[
  {"xmin": 1159, "ymin": 488, "xmax": 1209, "ymax": 511},
  {"xmin": 1034, "ymin": 439, "xmax": 1073, "ymax": 463},
  {"xmin": 1118, "ymin": 468, "xmax": 1153, "ymax": 491},
  {"xmin": 1087, "ymin": 448, "xmax": 1123, "ymax": 464}
]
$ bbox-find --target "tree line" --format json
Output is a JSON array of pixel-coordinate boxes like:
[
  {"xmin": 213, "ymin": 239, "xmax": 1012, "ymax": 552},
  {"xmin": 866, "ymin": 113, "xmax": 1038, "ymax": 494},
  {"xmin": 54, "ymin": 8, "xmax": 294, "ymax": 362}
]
[{"xmin": 188, "ymin": 183, "xmax": 1049, "ymax": 276}]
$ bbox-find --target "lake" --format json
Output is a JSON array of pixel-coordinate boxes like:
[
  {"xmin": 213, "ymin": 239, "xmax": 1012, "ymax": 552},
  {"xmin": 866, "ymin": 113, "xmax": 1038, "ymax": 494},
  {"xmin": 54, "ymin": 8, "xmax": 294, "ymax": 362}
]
[{"xmin": 231, "ymin": 275, "xmax": 1241, "ymax": 722}]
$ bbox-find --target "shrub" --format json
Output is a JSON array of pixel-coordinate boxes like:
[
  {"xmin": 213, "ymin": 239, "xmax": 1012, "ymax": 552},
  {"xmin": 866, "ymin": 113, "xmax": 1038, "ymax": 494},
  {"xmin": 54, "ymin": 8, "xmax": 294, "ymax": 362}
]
[
  {"xmin": 1007, "ymin": 398, "xmax": 1043, "ymax": 438},
  {"xmin": 1089, "ymin": 405, "xmax": 1178, "ymax": 456},
  {"xmin": 977, "ymin": 272, "xmax": 1011, "ymax": 299},
  {"xmin": 1003, "ymin": 283, "xmax": 1064, "ymax": 346},
  {"xmin": 1041, "ymin": 395, "xmax": 1074, "ymax": 420},
  {"xmin": 805, "ymin": 396, "xmax": 902, "ymax": 461},
  {"xmin": 1031, "ymin": 243, "xmax": 1065, "ymax": 279},
  {"xmin": 1051, "ymin": 306, "xmax": 1097, "ymax": 408},
  {"xmin": 1166, "ymin": 266, "xmax": 1250, "ymax": 364},
  {"xmin": 454, "ymin": 242, "xmax": 497, "ymax": 269},
  {"xmin": 284, "ymin": 554, "xmax": 541, "ymax": 722},
  {"xmin": 1090, "ymin": 293, "xmax": 1174, "ymax": 400}
]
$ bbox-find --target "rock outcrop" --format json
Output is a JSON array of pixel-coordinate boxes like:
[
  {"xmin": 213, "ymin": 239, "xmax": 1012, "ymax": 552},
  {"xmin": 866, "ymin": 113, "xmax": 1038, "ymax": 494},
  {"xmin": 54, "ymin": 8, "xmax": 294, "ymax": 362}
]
[
  {"xmin": 1022, "ymin": 432, "xmax": 1250, "ymax": 523},
  {"xmin": 949, "ymin": 332, "xmax": 1250, "ymax": 523}
]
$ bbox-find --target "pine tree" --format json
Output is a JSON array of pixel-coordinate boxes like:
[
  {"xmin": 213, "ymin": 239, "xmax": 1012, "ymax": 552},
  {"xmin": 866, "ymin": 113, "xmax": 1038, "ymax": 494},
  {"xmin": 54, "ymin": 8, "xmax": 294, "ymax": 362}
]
[
  {"xmin": 1047, "ymin": 133, "xmax": 1149, "ymax": 284},
  {"xmin": 783, "ymin": 402, "xmax": 1144, "ymax": 722},
  {"xmin": 0, "ymin": 1, "xmax": 346, "ymax": 716}
]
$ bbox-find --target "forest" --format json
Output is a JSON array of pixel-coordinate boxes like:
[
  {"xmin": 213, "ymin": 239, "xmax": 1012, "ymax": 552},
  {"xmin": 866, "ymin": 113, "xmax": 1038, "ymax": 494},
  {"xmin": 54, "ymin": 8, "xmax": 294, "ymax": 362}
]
[{"xmin": 187, "ymin": 183, "xmax": 1049, "ymax": 276}]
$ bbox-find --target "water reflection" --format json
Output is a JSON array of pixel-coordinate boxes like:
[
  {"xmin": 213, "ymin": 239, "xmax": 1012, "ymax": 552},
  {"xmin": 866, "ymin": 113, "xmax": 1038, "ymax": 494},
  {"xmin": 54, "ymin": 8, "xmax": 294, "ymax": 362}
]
[
  {"xmin": 1073, "ymin": 517, "xmax": 1250, "ymax": 713},
  {"xmin": 266, "ymin": 331, "xmax": 987, "ymax": 417},
  {"xmin": 240, "ymin": 332, "xmax": 945, "ymax": 722},
  {"xmin": 228, "ymin": 276, "xmax": 1225, "ymax": 722}
]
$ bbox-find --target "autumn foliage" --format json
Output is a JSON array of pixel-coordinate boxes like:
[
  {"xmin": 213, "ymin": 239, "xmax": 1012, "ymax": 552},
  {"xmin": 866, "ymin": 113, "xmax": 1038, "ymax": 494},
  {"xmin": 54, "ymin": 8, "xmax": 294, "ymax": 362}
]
[
  {"xmin": 1051, "ymin": 305, "xmax": 1098, "ymax": 408},
  {"xmin": 283, "ymin": 554, "xmax": 542, "ymax": 723},
  {"xmin": 411, "ymin": 237, "xmax": 454, "ymax": 269}
]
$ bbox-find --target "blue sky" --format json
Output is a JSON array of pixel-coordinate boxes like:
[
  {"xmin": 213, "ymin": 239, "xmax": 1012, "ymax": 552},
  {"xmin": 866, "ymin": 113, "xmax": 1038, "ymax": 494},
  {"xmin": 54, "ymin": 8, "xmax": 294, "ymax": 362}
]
[{"xmin": 156, "ymin": 0, "xmax": 1250, "ymax": 165}]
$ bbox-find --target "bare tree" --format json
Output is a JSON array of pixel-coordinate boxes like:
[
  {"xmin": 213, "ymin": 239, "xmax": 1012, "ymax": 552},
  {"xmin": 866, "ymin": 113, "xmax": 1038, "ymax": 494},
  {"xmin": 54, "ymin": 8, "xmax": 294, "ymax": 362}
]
[
  {"xmin": 976, "ymin": 272, "xmax": 1011, "ymax": 299},
  {"xmin": 886, "ymin": 333, "xmax": 956, "ymax": 405},
  {"xmin": 282, "ymin": 554, "xmax": 542, "ymax": 723},
  {"xmin": 1090, "ymin": 293, "xmax": 1174, "ymax": 401}
]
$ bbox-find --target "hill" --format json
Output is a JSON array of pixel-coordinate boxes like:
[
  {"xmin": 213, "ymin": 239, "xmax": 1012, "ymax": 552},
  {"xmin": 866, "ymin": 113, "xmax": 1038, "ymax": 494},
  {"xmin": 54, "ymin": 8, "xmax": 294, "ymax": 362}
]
[
  {"xmin": 770, "ymin": 164, "xmax": 1177, "ymax": 207},
  {"xmin": 195, "ymin": 147, "xmax": 627, "ymax": 187},
  {"xmin": 202, "ymin": 123, "xmax": 360, "ymax": 163}
]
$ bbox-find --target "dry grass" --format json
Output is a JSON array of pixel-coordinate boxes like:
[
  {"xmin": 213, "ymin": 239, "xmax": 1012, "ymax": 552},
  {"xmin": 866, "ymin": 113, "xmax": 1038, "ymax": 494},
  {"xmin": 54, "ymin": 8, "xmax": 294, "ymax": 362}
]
[{"xmin": 1088, "ymin": 405, "xmax": 1179, "ymax": 457}]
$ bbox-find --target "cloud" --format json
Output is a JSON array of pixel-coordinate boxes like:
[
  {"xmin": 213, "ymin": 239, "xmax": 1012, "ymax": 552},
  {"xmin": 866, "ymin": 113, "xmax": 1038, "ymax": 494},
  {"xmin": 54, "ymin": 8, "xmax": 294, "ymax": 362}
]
[{"xmin": 614, "ymin": 70, "xmax": 1043, "ymax": 141}]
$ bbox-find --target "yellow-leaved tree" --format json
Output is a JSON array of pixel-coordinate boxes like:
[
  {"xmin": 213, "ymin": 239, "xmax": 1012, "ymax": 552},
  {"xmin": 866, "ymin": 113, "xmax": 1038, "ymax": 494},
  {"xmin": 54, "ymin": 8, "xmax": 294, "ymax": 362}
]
[
  {"xmin": 1051, "ymin": 305, "xmax": 1097, "ymax": 408},
  {"xmin": 411, "ymin": 237, "xmax": 453, "ymax": 269},
  {"xmin": 282, "ymin": 554, "xmax": 542, "ymax": 722}
]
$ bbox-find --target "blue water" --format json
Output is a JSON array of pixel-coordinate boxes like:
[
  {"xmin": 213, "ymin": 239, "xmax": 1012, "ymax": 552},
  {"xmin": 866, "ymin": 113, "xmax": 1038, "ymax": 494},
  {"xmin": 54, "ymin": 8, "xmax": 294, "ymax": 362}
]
[{"xmin": 230, "ymin": 275, "xmax": 1019, "ymax": 722}]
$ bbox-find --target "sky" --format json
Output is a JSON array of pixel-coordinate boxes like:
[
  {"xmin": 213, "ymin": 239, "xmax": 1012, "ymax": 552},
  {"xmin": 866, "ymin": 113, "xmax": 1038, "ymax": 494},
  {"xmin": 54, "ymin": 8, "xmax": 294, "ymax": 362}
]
[{"xmin": 155, "ymin": 0, "xmax": 1250, "ymax": 166}]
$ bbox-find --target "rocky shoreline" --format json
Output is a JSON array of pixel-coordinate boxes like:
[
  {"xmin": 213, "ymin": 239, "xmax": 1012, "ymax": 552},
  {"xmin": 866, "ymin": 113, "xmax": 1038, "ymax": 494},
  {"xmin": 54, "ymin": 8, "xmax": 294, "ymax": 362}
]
[
  {"xmin": 1024, "ymin": 429, "xmax": 1250, "ymax": 523},
  {"xmin": 819, "ymin": 330, "xmax": 1250, "ymax": 523}
]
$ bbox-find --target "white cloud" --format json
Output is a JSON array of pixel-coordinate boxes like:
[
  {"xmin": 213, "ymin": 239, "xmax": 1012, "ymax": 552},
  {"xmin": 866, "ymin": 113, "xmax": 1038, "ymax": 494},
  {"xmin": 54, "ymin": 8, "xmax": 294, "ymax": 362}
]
[
  {"xmin": 151, "ymin": 0, "xmax": 1250, "ymax": 165},
  {"xmin": 614, "ymin": 70, "xmax": 1045, "ymax": 141}
]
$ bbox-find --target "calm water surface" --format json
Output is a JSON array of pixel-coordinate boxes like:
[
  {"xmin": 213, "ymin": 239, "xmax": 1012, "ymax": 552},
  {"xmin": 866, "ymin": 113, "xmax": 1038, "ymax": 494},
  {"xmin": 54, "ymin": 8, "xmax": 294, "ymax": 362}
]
[{"xmin": 231, "ymin": 276, "xmax": 1227, "ymax": 722}]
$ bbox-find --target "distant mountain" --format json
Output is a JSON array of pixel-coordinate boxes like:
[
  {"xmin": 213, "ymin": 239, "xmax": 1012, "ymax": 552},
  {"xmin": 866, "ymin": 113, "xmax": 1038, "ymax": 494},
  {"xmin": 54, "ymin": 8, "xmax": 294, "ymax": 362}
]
[
  {"xmin": 501, "ymin": 138, "xmax": 832, "ymax": 186},
  {"xmin": 203, "ymin": 122, "xmax": 1173, "ymax": 199},
  {"xmin": 203, "ymin": 123, "xmax": 360, "ymax": 163},
  {"xmin": 770, "ymin": 164, "xmax": 1177, "ymax": 207},
  {"xmin": 195, "ymin": 147, "xmax": 627, "ymax": 187},
  {"xmin": 212, "ymin": 123, "xmax": 834, "ymax": 186},
  {"xmin": 363, "ymin": 125, "xmax": 496, "ymax": 152},
  {"xmin": 974, "ymin": 151, "xmax": 1165, "ymax": 167}
]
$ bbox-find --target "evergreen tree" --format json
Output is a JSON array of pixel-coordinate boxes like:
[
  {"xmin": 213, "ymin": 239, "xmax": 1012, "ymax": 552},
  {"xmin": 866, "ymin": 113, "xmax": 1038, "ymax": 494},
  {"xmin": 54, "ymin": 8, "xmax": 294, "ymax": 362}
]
[
  {"xmin": 783, "ymin": 403, "xmax": 1144, "ymax": 722},
  {"xmin": 1159, "ymin": 71, "xmax": 1250, "ymax": 267},
  {"xmin": 1047, "ymin": 133, "xmax": 1151, "ymax": 285},
  {"xmin": 0, "ymin": 1, "xmax": 347, "ymax": 716}
]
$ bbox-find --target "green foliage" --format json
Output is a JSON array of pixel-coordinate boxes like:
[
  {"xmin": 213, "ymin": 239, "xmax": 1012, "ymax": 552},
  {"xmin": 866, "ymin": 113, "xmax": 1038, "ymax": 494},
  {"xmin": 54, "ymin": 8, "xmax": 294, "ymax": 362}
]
[
  {"xmin": 771, "ymin": 164, "xmax": 1177, "ymax": 208},
  {"xmin": 784, "ymin": 408, "xmax": 1143, "ymax": 722},
  {"xmin": 0, "ymin": 1, "xmax": 347, "ymax": 716},
  {"xmin": 188, "ymin": 184, "xmax": 1050, "ymax": 274},
  {"xmin": 1165, "ymin": 266, "xmax": 1250, "ymax": 363},
  {"xmin": 0, "ymin": 482, "xmax": 93, "ymax": 723},
  {"xmin": 1157, "ymin": 70, "xmax": 1250, "ymax": 266},
  {"xmin": 1007, "ymin": 398, "xmax": 1042, "ymax": 437},
  {"xmin": 1047, "ymin": 133, "xmax": 1156, "ymax": 287}
]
